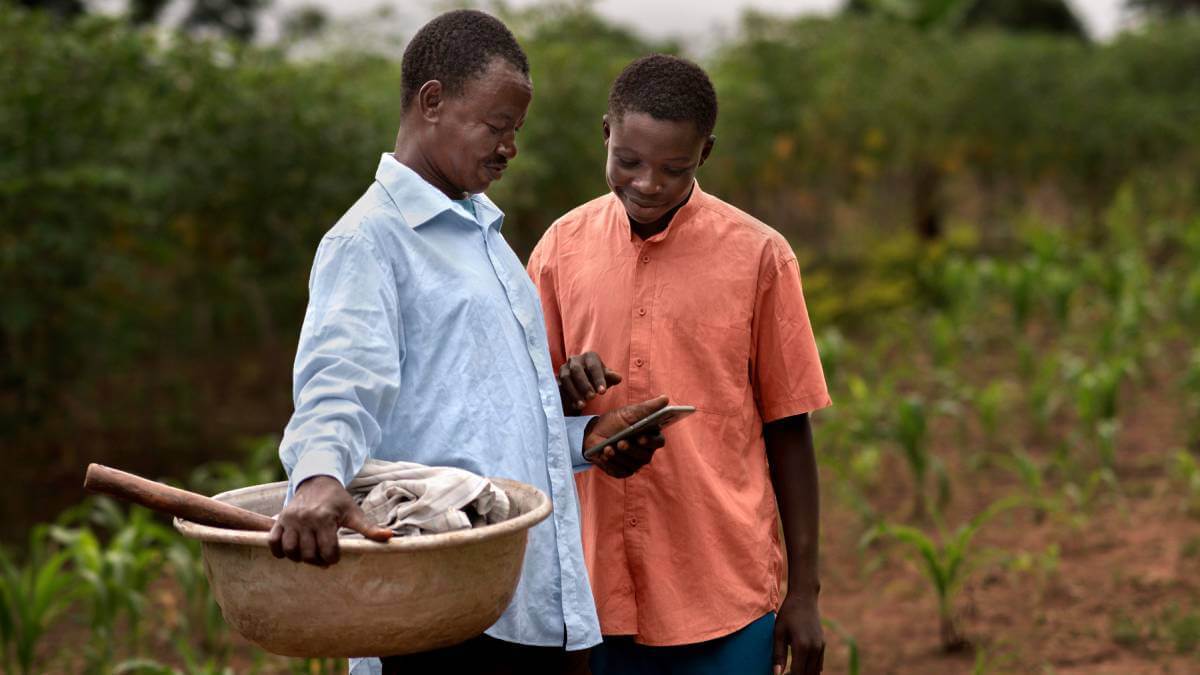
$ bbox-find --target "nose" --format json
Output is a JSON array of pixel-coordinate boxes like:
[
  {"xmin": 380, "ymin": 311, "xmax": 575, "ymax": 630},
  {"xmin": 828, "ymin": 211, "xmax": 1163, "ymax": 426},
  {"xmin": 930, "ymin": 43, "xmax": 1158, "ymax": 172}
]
[
  {"xmin": 631, "ymin": 170, "xmax": 661, "ymax": 195},
  {"xmin": 497, "ymin": 137, "xmax": 517, "ymax": 161}
]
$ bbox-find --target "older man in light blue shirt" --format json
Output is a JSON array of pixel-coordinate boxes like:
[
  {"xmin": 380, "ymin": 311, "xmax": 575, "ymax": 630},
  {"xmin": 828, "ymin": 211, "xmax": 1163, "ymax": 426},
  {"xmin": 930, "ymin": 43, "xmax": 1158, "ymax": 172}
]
[{"xmin": 269, "ymin": 10, "xmax": 667, "ymax": 674}]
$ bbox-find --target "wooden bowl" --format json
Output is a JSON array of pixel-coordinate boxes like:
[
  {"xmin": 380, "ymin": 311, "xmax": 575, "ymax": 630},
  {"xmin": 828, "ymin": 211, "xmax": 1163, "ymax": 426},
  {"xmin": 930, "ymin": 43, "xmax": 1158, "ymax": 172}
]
[{"xmin": 173, "ymin": 478, "xmax": 550, "ymax": 658}]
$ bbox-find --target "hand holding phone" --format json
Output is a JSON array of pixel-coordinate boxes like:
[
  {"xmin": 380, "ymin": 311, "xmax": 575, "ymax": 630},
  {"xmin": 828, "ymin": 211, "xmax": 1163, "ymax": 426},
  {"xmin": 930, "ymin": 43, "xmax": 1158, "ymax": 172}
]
[{"xmin": 583, "ymin": 391, "xmax": 696, "ymax": 475}]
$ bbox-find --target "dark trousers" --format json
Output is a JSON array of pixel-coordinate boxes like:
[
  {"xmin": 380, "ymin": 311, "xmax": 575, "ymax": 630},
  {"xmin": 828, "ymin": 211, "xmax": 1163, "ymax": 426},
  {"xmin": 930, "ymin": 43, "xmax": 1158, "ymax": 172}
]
[{"xmin": 380, "ymin": 634, "xmax": 590, "ymax": 675}]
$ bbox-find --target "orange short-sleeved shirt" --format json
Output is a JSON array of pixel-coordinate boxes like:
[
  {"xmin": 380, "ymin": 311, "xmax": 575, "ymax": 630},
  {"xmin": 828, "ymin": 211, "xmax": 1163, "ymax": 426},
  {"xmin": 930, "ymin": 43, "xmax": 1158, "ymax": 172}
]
[{"xmin": 527, "ymin": 184, "xmax": 831, "ymax": 646}]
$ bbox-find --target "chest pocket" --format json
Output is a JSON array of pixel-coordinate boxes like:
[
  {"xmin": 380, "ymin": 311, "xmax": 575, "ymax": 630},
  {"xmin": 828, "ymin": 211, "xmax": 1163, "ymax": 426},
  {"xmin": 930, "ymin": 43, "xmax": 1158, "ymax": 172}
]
[{"xmin": 663, "ymin": 316, "xmax": 751, "ymax": 416}]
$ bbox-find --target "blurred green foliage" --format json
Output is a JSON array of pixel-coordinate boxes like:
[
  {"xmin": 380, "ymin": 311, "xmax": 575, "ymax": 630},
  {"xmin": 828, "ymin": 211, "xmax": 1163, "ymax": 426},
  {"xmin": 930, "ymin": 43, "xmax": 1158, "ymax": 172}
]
[{"xmin": 2, "ymin": 2, "xmax": 1200, "ymax": 537}]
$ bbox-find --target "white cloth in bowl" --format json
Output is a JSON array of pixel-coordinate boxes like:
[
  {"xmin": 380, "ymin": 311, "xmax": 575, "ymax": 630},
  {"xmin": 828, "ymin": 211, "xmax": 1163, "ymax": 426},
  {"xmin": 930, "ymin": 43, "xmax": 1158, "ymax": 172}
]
[{"xmin": 339, "ymin": 459, "xmax": 511, "ymax": 538}]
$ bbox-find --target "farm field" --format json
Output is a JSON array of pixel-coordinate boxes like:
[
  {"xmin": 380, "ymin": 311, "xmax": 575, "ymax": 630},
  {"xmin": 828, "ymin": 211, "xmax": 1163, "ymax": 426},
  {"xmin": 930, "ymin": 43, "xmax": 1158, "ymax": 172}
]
[{"xmin": 4, "ymin": 2, "xmax": 1200, "ymax": 674}]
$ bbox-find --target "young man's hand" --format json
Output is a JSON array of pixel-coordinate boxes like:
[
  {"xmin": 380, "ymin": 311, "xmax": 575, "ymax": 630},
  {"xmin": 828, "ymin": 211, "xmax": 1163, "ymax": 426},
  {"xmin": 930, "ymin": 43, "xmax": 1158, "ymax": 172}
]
[
  {"xmin": 559, "ymin": 351, "xmax": 622, "ymax": 413},
  {"xmin": 268, "ymin": 475, "xmax": 393, "ymax": 567},
  {"xmin": 773, "ymin": 592, "xmax": 825, "ymax": 674},
  {"xmin": 583, "ymin": 395, "xmax": 669, "ymax": 478}
]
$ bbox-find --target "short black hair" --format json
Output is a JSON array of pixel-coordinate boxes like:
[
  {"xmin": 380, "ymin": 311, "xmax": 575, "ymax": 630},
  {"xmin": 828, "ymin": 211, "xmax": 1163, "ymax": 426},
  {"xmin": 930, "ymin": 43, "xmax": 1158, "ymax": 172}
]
[
  {"xmin": 608, "ymin": 54, "xmax": 718, "ymax": 138},
  {"xmin": 401, "ymin": 10, "xmax": 530, "ymax": 111}
]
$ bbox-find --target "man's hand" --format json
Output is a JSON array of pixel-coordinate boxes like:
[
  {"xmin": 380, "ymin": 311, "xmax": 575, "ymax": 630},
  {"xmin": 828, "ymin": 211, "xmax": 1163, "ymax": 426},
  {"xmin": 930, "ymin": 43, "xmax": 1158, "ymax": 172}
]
[
  {"xmin": 582, "ymin": 395, "xmax": 669, "ymax": 478},
  {"xmin": 268, "ymin": 475, "xmax": 393, "ymax": 566},
  {"xmin": 773, "ymin": 593, "xmax": 825, "ymax": 674},
  {"xmin": 559, "ymin": 351, "xmax": 622, "ymax": 413}
]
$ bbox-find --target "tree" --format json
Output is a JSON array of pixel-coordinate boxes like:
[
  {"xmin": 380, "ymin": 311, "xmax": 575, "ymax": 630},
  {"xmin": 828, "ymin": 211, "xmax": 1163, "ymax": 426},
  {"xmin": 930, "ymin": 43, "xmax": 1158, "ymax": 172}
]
[
  {"xmin": 181, "ymin": 0, "xmax": 271, "ymax": 41},
  {"xmin": 1129, "ymin": 0, "xmax": 1200, "ymax": 17},
  {"xmin": 15, "ymin": 0, "xmax": 85, "ymax": 19},
  {"xmin": 14, "ymin": 0, "xmax": 272, "ymax": 40},
  {"xmin": 844, "ymin": 0, "xmax": 1085, "ymax": 37},
  {"xmin": 841, "ymin": 0, "xmax": 1084, "ymax": 239}
]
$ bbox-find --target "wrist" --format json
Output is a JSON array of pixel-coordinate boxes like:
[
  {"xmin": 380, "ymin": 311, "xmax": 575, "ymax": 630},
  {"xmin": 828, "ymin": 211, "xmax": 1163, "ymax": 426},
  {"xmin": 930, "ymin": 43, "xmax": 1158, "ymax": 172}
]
[
  {"xmin": 784, "ymin": 579, "xmax": 821, "ymax": 603},
  {"xmin": 296, "ymin": 474, "xmax": 342, "ymax": 495}
]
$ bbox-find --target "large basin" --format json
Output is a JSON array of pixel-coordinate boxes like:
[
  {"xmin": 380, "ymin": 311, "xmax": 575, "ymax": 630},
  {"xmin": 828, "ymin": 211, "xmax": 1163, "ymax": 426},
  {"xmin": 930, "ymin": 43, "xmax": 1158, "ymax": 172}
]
[{"xmin": 173, "ymin": 478, "xmax": 551, "ymax": 658}]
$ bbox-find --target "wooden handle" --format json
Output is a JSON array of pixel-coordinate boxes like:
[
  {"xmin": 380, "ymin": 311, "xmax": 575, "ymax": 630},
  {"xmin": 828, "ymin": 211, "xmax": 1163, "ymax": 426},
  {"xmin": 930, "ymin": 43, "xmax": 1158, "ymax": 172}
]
[{"xmin": 84, "ymin": 463, "xmax": 275, "ymax": 532}]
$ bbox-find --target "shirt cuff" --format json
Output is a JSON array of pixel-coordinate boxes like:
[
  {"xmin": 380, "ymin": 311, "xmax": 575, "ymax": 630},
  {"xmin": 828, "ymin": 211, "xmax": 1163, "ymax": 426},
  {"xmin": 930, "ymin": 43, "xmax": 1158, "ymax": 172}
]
[
  {"xmin": 760, "ymin": 391, "xmax": 833, "ymax": 424},
  {"xmin": 564, "ymin": 415, "xmax": 597, "ymax": 473},
  {"xmin": 287, "ymin": 449, "xmax": 348, "ymax": 500}
]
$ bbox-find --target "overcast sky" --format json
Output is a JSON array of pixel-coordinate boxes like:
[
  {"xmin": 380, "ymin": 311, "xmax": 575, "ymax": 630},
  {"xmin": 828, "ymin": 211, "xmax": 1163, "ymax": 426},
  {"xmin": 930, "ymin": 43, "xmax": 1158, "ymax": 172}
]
[{"xmin": 268, "ymin": 0, "xmax": 1130, "ymax": 43}]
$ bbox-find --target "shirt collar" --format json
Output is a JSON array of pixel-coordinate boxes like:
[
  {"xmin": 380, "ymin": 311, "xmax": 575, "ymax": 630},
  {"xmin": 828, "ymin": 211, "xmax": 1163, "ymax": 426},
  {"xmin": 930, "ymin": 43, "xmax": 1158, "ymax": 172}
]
[{"xmin": 374, "ymin": 153, "xmax": 505, "ymax": 231}]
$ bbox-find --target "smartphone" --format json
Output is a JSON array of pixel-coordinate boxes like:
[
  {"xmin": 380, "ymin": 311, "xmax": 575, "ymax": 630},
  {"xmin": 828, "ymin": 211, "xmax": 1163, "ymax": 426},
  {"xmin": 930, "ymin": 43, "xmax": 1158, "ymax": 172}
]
[{"xmin": 583, "ymin": 405, "xmax": 696, "ymax": 461}]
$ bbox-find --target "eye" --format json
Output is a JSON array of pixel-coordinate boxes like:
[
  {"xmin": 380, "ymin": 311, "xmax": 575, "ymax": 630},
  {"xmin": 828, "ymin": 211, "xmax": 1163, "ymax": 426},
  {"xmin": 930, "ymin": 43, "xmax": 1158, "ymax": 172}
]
[
  {"xmin": 664, "ymin": 167, "xmax": 688, "ymax": 177},
  {"xmin": 485, "ymin": 123, "xmax": 502, "ymax": 135},
  {"xmin": 617, "ymin": 158, "xmax": 638, "ymax": 169}
]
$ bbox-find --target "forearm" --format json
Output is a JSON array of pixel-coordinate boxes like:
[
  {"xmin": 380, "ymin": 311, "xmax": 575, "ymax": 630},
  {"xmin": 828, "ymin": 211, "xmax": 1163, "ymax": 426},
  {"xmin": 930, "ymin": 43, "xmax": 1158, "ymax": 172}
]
[{"xmin": 765, "ymin": 413, "xmax": 821, "ymax": 599}]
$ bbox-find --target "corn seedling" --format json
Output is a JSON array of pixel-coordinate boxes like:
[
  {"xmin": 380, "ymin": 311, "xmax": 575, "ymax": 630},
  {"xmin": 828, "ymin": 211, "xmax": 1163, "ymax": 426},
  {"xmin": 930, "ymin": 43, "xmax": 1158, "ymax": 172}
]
[
  {"xmin": 1028, "ymin": 355, "xmax": 1065, "ymax": 443},
  {"xmin": 973, "ymin": 381, "xmax": 1012, "ymax": 455},
  {"xmin": 166, "ymin": 538, "xmax": 231, "ymax": 661},
  {"xmin": 51, "ymin": 500, "xmax": 173, "ymax": 670},
  {"xmin": 893, "ymin": 396, "xmax": 949, "ymax": 521},
  {"xmin": 998, "ymin": 450, "xmax": 1057, "ymax": 523},
  {"xmin": 821, "ymin": 618, "xmax": 860, "ymax": 675},
  {"xmin": 1183, "ymin": 349, "xmax": 1200, "ymax": 451},
  {"xmin": 0, "ymin": 526, "xmax": 77, "ymax": 675},
  {"xmin": 1169, "ymin": 449, "xmax": 1200, "ymax": 517},
  {"xmin": 861, "ymin": 495, "xmax": 1024, "ymax": 652},
  {"xmin": 1002, "ymin": 260, "xmax": 1038, "ymax": 333},
  {"xmin": 816, "ymin": 328, "xmax": 847, "ymax": 392},
  {"xmin": 1069, "ymin": 356, "xmax": 1131, "ymax": 473}
]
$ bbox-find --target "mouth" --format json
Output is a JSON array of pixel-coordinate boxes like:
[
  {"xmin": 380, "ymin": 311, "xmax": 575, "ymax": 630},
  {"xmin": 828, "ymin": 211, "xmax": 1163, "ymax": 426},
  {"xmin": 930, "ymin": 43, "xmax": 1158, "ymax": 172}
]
[
  {"xmin": 483, "ymin": 163, "xmax": 507, "ymax": 179},
  {"xmin": 626, "ymin": 195, "xmax": 664, "ymax": 210}
]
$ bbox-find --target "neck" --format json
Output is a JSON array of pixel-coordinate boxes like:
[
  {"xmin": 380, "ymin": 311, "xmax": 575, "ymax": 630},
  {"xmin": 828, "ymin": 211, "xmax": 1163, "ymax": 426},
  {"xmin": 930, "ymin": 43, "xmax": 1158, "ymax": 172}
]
[
  {"xmin": 629, "ymin": 185, "xmax": 693, "ymax": 240},
  {"xmin": 393, "ymin": 131, "xmax": 467, "ymax": 201}
]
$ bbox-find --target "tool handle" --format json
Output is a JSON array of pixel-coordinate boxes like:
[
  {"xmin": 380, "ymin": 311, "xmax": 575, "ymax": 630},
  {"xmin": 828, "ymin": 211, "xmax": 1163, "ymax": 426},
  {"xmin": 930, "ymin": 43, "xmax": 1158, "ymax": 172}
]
[{"xmin": 84, "ymin": 463, "xmax": 275, "ymax": 531}]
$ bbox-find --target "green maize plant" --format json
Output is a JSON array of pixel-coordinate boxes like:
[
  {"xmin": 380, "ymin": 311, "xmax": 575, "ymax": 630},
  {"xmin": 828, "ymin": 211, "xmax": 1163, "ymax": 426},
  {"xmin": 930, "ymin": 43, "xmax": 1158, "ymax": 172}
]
[
  {"xmin": 893, "ymin": 396, "xmax": 949, "ymax": 521},
  {"xmin": 973, "ymin": 381, "xmax": 1011, "ymax": 455},
  {"xmin": 816, "ymin": 328, "xmax": 847, "ymax": 392},
  {"xmin": 820, "ymin": 618, "xmax": 861, "ymax": 675},
  {"xmin": 1027, "ymin": 354, "xmax": 1064, "ymax": 443},
  {"xmin": 1183, "ymin": 349, "xmax": 1200, "ymax": 451},
  {"xmin": 1071, "ymin": 357, "xmax": 1130, "ymax": 472},
  {"xmin": 1043, "ymin": 264, "xmax": 1078, "ymax": 331},
  {"xmin": 1002, "ymin": 260, "xmax": 1038, "ymax": 334},
  {"xmin": 928, "ymin": 312, "xmax": 959, "ymax": 372},
  {"xmin": 51, "ymin": 500, "xmax": 174, "ymax": 670},
  {"xmin": 998, "ymin": 449, "xmax": 1057, "ymax": 524},
  {"xmin": 1169, "ymin": 450, "xmax": 1200, "ymax": 517},
  {"xmin": 861, "ymin": 495, "xmax": 1024, "ymax": 653},
  {"xmin": 0, "ymin": 526, "xmax": 77, "ymax": 675},
  {"xmin": 165, "ymin": 538, "xmax": 232, "ymax": 663}
]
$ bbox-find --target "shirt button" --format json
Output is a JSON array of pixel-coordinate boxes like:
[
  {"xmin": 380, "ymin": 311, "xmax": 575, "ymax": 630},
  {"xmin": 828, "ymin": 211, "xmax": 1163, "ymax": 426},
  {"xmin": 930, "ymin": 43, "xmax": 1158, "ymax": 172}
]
[
  {"xmin": 629, "ymin": 517, "xmax": 638, "ymax": 527},
  {"xmin": 640, "ymin": 255, "xmax": 650, "ymax": 264},
  {"xmin": 634, "ymin": 358, "xmax": 644, "ymax": 367},
  {"xmin": 637, "ymin": 307, "xmax": 646, "ymax": 316}
]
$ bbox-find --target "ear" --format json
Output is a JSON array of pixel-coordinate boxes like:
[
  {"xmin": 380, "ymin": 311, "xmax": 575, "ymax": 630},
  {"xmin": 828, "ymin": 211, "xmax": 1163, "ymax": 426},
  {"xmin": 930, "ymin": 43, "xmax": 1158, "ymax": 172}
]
[
  {"xmin": 417, "ymin": 80, "xmax": 444, "ymax": 123},
  {"xmin": 602, "ymin": 114, "xmax": 612, "ymax": 146},
  {"xmin": 698, "ymin": 135, "xmax": 715, "ymax": 167}
]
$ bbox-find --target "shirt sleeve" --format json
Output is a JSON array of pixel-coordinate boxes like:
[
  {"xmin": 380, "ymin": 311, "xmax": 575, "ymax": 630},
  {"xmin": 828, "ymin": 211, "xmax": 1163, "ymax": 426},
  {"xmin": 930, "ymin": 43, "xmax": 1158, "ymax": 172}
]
[
  {"xmin": 280, "ymin": 234, "xmax": 403, "ymax": 499},
  {"xmin": 751, "ymin": 240, "xmax": 831, "ymax": 423},
  {"xmin": 564, "ymin": 415, "xmax": 597, "ymax": 473},
  {"xmin": 529, "ymin": 225, "xmax": 597, "ymax": 473},
  {"xmin": 527, "ymin": 225, "xmax": 568, "ymax": 370}
]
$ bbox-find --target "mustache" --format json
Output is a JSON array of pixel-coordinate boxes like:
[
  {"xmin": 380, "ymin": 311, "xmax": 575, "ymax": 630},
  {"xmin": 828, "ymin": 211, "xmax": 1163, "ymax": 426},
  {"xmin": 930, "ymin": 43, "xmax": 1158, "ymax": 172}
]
[{"xmin": 484, "ymin": 157, "xmax": 508, "ymax": 168}]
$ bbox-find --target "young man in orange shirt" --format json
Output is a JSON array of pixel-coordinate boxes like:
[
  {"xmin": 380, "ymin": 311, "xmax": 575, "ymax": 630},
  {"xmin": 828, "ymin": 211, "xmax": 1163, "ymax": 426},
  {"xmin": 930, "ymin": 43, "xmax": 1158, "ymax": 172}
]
[{"xmin": 528, "ymin": 55, "xmax": 830, "ymax": 675}]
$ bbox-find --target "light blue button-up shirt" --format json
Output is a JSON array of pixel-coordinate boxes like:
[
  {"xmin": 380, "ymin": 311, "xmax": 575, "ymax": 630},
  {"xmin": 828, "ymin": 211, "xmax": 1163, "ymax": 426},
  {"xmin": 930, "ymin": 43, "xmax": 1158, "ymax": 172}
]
[{"xmin": 279, "ymin": 154, "xmax": 601, "ymax": 673}]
